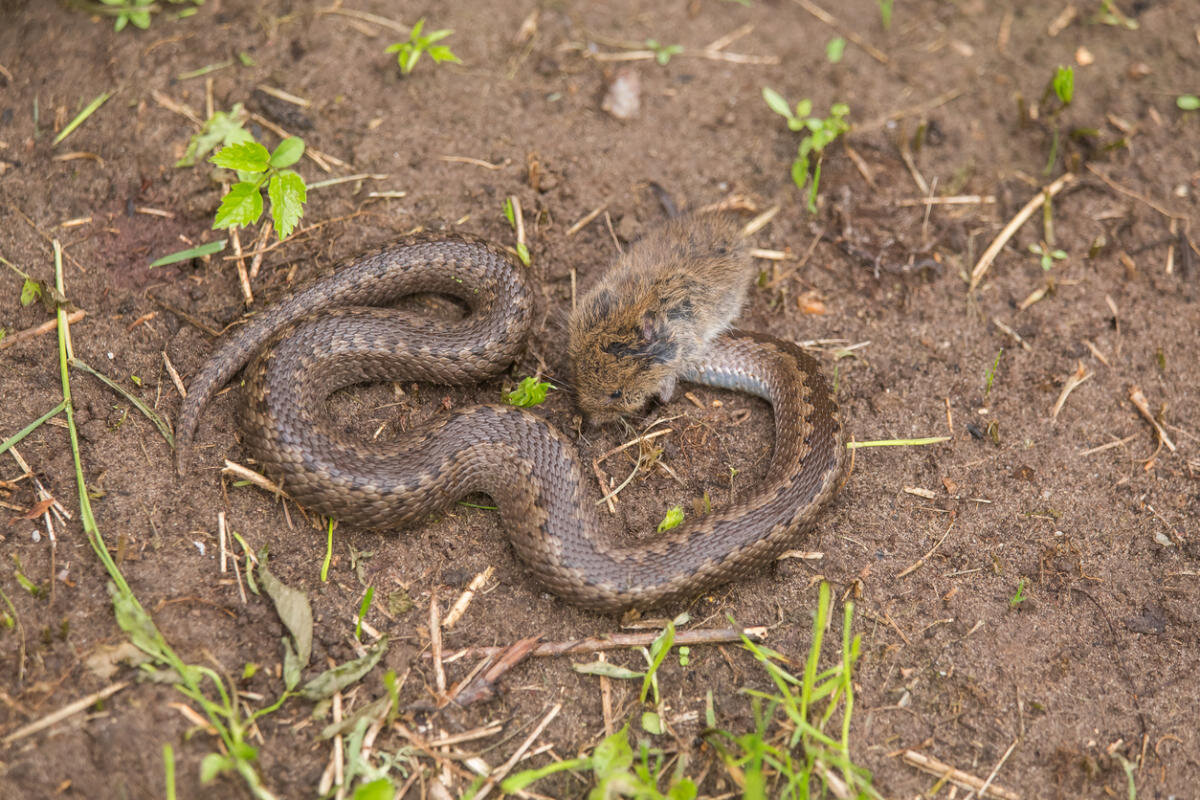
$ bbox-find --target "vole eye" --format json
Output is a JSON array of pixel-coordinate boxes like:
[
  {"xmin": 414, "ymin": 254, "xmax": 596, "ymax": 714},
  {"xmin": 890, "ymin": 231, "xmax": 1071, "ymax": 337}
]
[{"xmin": 609, "ymin": 390, "xmax": 623, "ymax": 400}]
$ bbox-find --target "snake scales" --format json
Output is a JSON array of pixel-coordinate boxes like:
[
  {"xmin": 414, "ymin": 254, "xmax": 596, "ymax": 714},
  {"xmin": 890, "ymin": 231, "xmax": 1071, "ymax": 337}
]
[{"xmin": 175, "ymin": 235, "xmax": 846, "ymax": 612}]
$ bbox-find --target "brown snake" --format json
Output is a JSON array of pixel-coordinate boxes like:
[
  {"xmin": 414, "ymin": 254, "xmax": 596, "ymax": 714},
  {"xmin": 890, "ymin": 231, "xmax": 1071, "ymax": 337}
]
[{"xmin": 176, "ymin": 235, "xmax": 846, "ymax": 612}]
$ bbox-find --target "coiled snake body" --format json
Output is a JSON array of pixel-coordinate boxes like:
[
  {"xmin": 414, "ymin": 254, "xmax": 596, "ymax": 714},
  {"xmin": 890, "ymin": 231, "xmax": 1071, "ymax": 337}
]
[{"xmin": 176, "ymin": 236, "xmax": 846, "ymax": 612}]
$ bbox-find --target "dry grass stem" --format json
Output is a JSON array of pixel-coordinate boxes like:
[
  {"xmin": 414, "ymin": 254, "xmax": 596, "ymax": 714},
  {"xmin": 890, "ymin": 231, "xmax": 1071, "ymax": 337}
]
[
  {"xmin": 230, "ymin": 226, "xmax": 253, "ymax": 306},
  {"xmin": 895, "ymin": 195, "xmax": 996, "ymax": 207},
  {"xmin": 435, "ymin": 625, "xmax": 767, "ymax": 661},
  {"xmin": 442, "ymin": 566, "xmax": 495, "ymax": 630},
  {"xmin": 439, "ymin": 155, "xmax": 506, "ymax": 170},
  {"xmin": 222, "ymin": 459, "xmax": 291, "ymax": 499},
  {"xmin": 0, "ymin": 309, "xmax": 86, "ymax": 351},
  {"xmin": 1050, "ymin": 361, "xmax": 1092, "ymax": 419},
  {"xmin": 430, "ymin": 590, "xmax": 446, "ymax": 698},
  {"xmin": 969, "ymin": 173, "xmax": 1074, "ymax": 290},
  {"xmin": 792, "ymin": 0, "xmax": 890, "ymax": 64},
  {"xmin": 1078, "ymin": 434, "xmax": 1137, "ymax": 457},
  {"xmin": 1085, "ymin": 163, "xmax": 1187, "ymax": 220},
  {"xmin": 472, "ymin": 703, "xmax": 562, "ymax": 800},
  {"xmin": 901, "ymin": 750, "xmax": 1020, "ymax": 800},
  {"xmin": 1128, "ymin": 386, "xmax": 1176, "ymax": 452},
  {"xmin": 566, "ymin": 202, "xmax": 608, "ymax": 236},
  {"xmin": 897, "ymin": 521, "xmax": 956, "ymax": 579},
  {"xmin": 1, "ymin": 681, "xmax": 130, "ymax": 746}
]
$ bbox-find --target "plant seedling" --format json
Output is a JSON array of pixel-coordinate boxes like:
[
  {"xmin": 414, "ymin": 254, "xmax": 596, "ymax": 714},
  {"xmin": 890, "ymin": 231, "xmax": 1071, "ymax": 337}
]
[
  {"xmin": 94, "ymin": 0, "xmax": 204, "ymax": 32},
  {"xmin": 1093, "ymin": 0, "xmax": 1139, "ymax": 29},
  {"xmin": 385, "ymin": 18, "xmax": 462, "ymax": 76},
  {"xmin": 176, "ymin": 104, "xmax": 252, "ymax": 167},
  {"xmin": 505, "ymin": 377, "xmax": 551, "ymax": 407},
  {"xmin": 210, "ymin": 137, "xmax": 308, "ymax": 240},
  {"xmin": 1178, "ymin": 95, "xmax": 1200, "ymax": 111},
  {"xmin": 877, "ymin": 0, "xmax": 893, "ymax": 29},
  {"xmin": 1010, "ymin": 578, "xmax": 1028, "ymax": 607},
  {"xmin": 1029, "ymin": 242, "xmax": 1068, "ymax": 271},
  {"xmin": 762, "ymin": 88, "xmax": 850, "ymax": 213},
  {"xmin": 645, "ymin": 39, "xmax": 684, "ymax": 65},
  {"xmin": 825, "ymin": 37, "xmax": 846, "ymax": 63},
  {"xmin": 984, "ymin": 348, "xmax": 1003, "ymax": 399},
  {"xmin": 657, "ymin": 506, "xmax": 684, "ymax": 532},
  {"xmin": 1040, "ymin": 66, "xmax": 1074, "ymax": 174}
]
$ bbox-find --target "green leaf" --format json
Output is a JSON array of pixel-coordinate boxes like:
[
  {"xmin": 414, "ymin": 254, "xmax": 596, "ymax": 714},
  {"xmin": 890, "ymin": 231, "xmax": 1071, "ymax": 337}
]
[
  {"xmin": 424, "ymin": 28, "xmax": 454, "ymax": 45},
  {"xmin": 657, "ymin": 506, "xmax": 684, "ymax": 532},
  {"xmin": 501, "ymin": 759, "xmax": 591, "ymax": 794},
  {"xmin": 19, "ymin": 278, "xmax": 41, "ymax": 307},
  {"xmin": 825, "ymin": 37, "xmax": 846, "ymax": 63},
  {"xmin": 427, "ymin": 45, "xmax": 462, "ymax": 64},
  {"xmin": 502, "ymin": 196, "xmax": 516, "ymax": 227},
  {"xmin": 298, "ymin": 636, "xmax": 388, "ymax": 700},
  {"xmin": 667, "ymin": 779, "xmax": 699, "ymax": 800},
  {"xmin": 113, "ymin": 13, "xmax": 128, "ymax": 32},
  {"xmin": 269, "ymin": 136, "xmax": 305, "ymax": 168},
  {"xmin": 505, "ymin": 376, "xmax": 551, "ymax": 407},
  {"xmin": 130, "ymin": 9, "xmax": 151, "ymax": 28},
  {"xmin": 1053, "ymin": 65, "xmax": 1074, "ymax": 105},
  {"xmin": 257, "ymin": 551, "xmax": 313, "ymax": 666},
  {"xmin": 794, "ymin": 98, "xmax": 813, "ymax": 118},
  {"xmin": 409, "ymin": 18, "xmax": 425, "ymax": 39},
  {"xmin": 108, "ymin": 582, "xmax": 171, "ymax": 662},
  {"xmin": 175, "ymin": 104, "xmax": 251, "ymax": 167},
  {"xmin": 351, "ymin": 778, "xmax": 397, "ymax": 800},
  {"xmin": 199, "ymin": 753, "xmax": 232, "ymax": 783},
  {"xmin": 790, "ymin": 156, "xmax": 809, "ymax": 190},
  {"xmin": 267, "ymin": 170, "xmax": 307, "ymax": 239},
  {"xmin": 514, "ymin": 241, "xmax": 531, "ymax": 267},
  {"xmin": 212, "ymin": 181, "xmax": 264, "ymax": 229},
  {"xmin": 148, "ymin": 239, "xmax": 227, "ymax": 268},
  {"xmin": 762, "ymin": 87, "xmax": 793, "ymax": 120},
  {"xmin": 1177, "ymin": 94, "xmax": 1200, "ymax": 111},
  {"xmin": 210, "ymin": 141, "xmax": 270, "ymax": 173},
  {"xmin": 573, "ymin": 661, "xmax": 646, "ymax": 680},
  {"xmin": 641, "ymin": 711, "xmax": 663, "ymax": 734},
  {"xmin": 591, "ymin": 728, "xmax": 634, "ymax": 779}
]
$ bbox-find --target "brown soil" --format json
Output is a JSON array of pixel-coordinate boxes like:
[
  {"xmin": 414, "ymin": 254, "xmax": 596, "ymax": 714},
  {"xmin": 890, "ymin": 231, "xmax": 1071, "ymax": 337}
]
[{"xmin": 1, "ymin": 1, "xmax": 1197, "ymax": 798}]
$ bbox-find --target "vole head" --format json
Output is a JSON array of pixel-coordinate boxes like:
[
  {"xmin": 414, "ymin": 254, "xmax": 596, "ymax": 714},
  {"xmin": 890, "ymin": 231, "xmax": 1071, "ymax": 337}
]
[{"xmin": 567, "ymin": 293, "xmax": 679, "ymax": 423}]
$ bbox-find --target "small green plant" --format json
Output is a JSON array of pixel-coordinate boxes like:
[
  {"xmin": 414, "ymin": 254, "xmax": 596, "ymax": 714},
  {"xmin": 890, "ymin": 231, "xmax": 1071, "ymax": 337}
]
[
  {"xmin": 502, "ymin": 197, "xmax": 531, "ymax": 266},
  {"xmin": 1041, "ymin": 66, "xmax": 1075, "ymax": 174},
  {"xmin": 984, "ymin": 348, "xmax": 1003, "ymax": 399},
  {"xmin": 1093, "ymin": 0, "xmax": 1139, "ymax": 29},
  {"xmin": 93, "ymin": 0, "xmax": 203, "ymax": 31},
  {"xmin": 657, "ymin": 506, "xmax": 684, "ymax": 532},
  {"xmin": 1009, "ymin": 578, "xmax": 1028, "ymax": 607},
  {"xmin": 1178, "ymin": 95, "xmax": 1200, "ymax": 111},
  {"xmin": 646, "ymin": 39, "xmax": 684, "ymax": 65},
  {"xmin": 502, "ymin": 726, "xmax": 697, "ymax": 799},
  {"xmin": 176, "ymin": 104, "xmax": 251, "ymax": 167},
  {"xmin": 210, "ymin": 137, "xmax": 308, "ymax": 240},
  {"xmin": 825, "ymin": 37, "xmax": 846, "ymax": 63},
  {"xmin": 385, "ymin": 18, "xmax": 462, "ymax": 75},
  {"xmin": 762, "ymin": 89, "xmax": 850, "ymax": 213},
  {"xmin": 505, "ymin": 377, "xmax": 551, "ymax": 407},
  {"xmin": 355, "ymin": 586, "xmax": 374, "ymax": 642},
  {"xmin": 1029, "ymin": 242, "xmax": 1068, "ymax": 271},
  {"xmin": 877, "ymin": 0, "xmax": 893, "ymax": 29}
]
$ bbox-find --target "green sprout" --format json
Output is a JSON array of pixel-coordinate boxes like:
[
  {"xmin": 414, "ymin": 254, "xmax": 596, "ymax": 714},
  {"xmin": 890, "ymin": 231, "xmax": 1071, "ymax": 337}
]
[
  {"xmin": 1052, "ymin": 65, "xmax": 1075, "ymax": 105},
  {"xmin": 93, "ymin": 0, "xmax": 203, "ymax": 32},
  {"xmin": 877, "ymin": 0, "xmax": 893, "ymax": 29},
  {"xmin": 645, "ymin": 39, "xmax": 684, "ymax": 65},
  {"xmin": 210, "ymin": 137, "xmax": 308, "ymax": 240},
  {"xmin": 176, "ymin": 104, "xmax": 252, "ymax": 167},
  {"xmin": 1009, "ymin": 578, "xmax": 1028, "ymax": 607},
  {"xmin": 762, "ymin": 88, "xmax": 850, "ymax": 213},
  {"xmin": 1029, "ymin": 242, "xmax": 1068, "ymax": 271},
  {"xmin": 1093, "ymin": 0, "xmax": 1139, "ymax": 29},
  {"xmin": 1178, "ymin": 95, "xmax": 1200, "ymax": 111},
  {"xmin": 385, "ymin": 18, "xmax": 462, "ymax": 76},
  {"xmin": 657, "ymin": 506, "xmax": 685, "ymax": 532},
  {"xmin": 505, "ymin": 377, "xmax": 551, "ymax": 407},
  {"xmin": 984, "ymin": 348, "xmax": 1003, "ymax": 399},
  {"xmin": 1041, "ymin": 66, "xmax": 1075, "ymax": 174},
  {"xmin": 502, "ymin": 196, "xmax": 531, "ymax": 266},
  {"xmin": 825, "ymin": 37, "xmax": 846, "ymax": 63}
]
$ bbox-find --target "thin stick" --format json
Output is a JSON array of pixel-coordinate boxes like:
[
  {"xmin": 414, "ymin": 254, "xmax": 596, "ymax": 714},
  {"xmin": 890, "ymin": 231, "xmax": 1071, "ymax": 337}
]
[
  {"xmin": 432, "ymin": 626, "xmax": 767, "ymax": 661},
  {"xmin": 473, "ymin": 704, "xmax": 562, "ymax": 800},
  {"xmin": 791, "ymin": 0, "xmax": 889, "ymax": 64},
  {"xmin": 222, "ymin": 459, "xmax": 291, "ymax": 499},
  {"xmin": 1085, "ymin": 163, "xmax": 1186, "ymax": 221},
  {"xmin": 430, "ymin": 590, "xmax": 446, "ymax": 698},
  {"xmin": 900, "ymin": 750, "xmax": 1020, "ymax": 800},
  {"xmin": 970, "ymin": 738, "xmax": 1020, "ymax": 800},
  {"xmin": 566, "ymin": 202, "xmax": 608, "ymax": 237},
  {"xmin": 218, "ymin": 510, "xmax": 228, "ymax": 574},
  {"xmin": 231, "ymin": 226, "xmax": 252, "ymax": 305},
  {"xmin": 895, "ymin": 195, "xmax": 996, "ymax": 207},
  {"xmin": 1128, "ymin": 386, "xmax": 1176, "ymax": 452},
  {"xmin": 0, "ymin": 310, "xmax": 86, "ymax": 351},
  {"xmin": 896, "ymin": 521, "xmax": 955, "ymax": 579},
  {"xmin": 442, "ymin": 567, "xmax": 495, "ymax": 630},
  {"xmin": 439, "ymin": 155, "xmax": 505, "ymax": 170},
  {"xmin": 2, "ymin": 681, "xmax": 130, "ymax": 745},
  {"xmin": 248, "ymin": 220, "xmax": 272, "ymax": 280},
  {"xmin": 1050, "ymin": 362, "xmax": 1092, "ymax": 419},
  {"xmin": 969, "ymin": 173, "xmax": 1074, "ymax": 290},
  {"xmin": 991, "ymin": 317, "xmax": 1032, "ymax": 352},
  {"xmin": 1078, "ymin": 434, "xmax": 1137, "ymax": 457}
]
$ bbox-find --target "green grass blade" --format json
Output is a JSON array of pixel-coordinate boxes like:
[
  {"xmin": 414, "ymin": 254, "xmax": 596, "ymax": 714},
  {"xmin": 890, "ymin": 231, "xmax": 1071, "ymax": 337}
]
[
  {"xmin": 149, "ymin": 239, "xmax": 227, "ymax": 268},
  {"xmin": 69, "ymin": 358, "xmax": 175, "ymax": 447},
  {"xmin": 53, "ymin": 91, "xmax": 112, "ymax": 146},
  {"xmin": 0, "ymin": 400, "xmax": 67, "ymax": 458}
]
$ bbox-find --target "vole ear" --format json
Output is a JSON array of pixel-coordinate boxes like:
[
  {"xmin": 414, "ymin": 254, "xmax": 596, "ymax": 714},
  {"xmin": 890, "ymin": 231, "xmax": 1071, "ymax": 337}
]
[
  {"xmin": 658, "ymin": 374, "xmax": 677, "ymax": 403},
  {"xmin": 602, "ymin": 313, "xmax": 678, "ymax": 365}
]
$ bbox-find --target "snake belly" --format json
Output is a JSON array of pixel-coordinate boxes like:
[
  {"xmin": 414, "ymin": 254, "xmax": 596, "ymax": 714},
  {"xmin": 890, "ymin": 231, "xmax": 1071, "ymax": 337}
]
[{"xmin": 177, "ymin": 235, "xmax": 846, "ymax": 612}]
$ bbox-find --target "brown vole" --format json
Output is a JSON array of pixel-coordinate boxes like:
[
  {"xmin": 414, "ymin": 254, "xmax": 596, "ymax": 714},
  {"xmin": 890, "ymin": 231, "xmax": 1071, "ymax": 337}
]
[{"xmin": 567, "ymin": 213, "xmax": 754, "ymax": 422}]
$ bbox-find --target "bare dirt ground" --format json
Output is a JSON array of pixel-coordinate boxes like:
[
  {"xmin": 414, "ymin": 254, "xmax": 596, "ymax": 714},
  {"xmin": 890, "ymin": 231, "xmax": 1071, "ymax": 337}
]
[{"xmin": 0, "ymin": 1, "xmax": 1197, "ymax": 798}]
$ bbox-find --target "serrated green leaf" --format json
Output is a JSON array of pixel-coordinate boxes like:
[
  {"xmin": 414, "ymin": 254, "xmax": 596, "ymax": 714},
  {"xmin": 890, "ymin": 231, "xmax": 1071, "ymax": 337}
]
[
  {"xmin": 19, "ymin": 278, "xmax": 41, "ymax": 307},
  {"xmin": 267, "ymin": 170, "xmax": 307, "ymax": 239},
  {"xmin": 175, "ymin": 104, "xmax": 251, "ymax": 167},
  {"xmin": 213, "ymin": 182, "xmax": 264, "ymax": 230},
  {"xmin": 657, "ymin": 506, "xmax": 684, "ymax": 532},
  {"xmin": 269, "ymin": 136, "xmax": 305, "ymax": 168},
  {"xmin": 505, "ymin": 376, "xmax": 551, "ymax": 407},
  {"xmin": 148, "ymin": 239, "xmax": 227, "ymax": 268},
  {"xmin": 210, "ymin": 141, "xmax": 269, "ymax": 173},
  {"xmin": 762, "ymin": 87, "xmax": 793, "ymax": 120}
]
